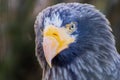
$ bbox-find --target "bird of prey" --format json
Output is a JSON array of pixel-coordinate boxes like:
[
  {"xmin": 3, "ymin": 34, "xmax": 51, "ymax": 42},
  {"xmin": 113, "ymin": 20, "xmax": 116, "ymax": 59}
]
[{"xmin": 34, "ymin": 3, "xmax": 120, "ymax": 80}]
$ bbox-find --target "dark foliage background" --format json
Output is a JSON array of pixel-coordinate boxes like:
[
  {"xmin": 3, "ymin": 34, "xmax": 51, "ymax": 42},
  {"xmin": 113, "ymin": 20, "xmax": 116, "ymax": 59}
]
[{"xmin": 0, "ymin": 0, "xmax": 120, "ymax": 80}]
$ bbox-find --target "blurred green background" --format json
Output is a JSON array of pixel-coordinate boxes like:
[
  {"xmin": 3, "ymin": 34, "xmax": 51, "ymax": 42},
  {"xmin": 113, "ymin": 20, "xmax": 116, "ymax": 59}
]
[{"xmin": 0, "ymin": 0, "xmax": 120, "ymax": 80}]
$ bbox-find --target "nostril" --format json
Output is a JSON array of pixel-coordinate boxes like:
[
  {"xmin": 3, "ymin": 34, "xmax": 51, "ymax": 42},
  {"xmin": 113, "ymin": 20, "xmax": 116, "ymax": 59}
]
[{"xmin": 53, "ymin": 33, "xmax": 58, "ymax": 36}]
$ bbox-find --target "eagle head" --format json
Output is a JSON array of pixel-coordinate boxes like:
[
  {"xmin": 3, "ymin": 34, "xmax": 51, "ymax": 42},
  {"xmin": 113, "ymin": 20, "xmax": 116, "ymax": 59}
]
[{"xmin": 34, "ymin": 3, "xmax": 119, "ymax": 80}]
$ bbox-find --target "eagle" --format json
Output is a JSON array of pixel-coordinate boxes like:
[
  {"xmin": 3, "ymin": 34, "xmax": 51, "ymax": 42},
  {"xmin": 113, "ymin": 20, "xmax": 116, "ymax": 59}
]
[{"xmin": 34, "ymin": 3, "xmax": 120, "ymax": 80}]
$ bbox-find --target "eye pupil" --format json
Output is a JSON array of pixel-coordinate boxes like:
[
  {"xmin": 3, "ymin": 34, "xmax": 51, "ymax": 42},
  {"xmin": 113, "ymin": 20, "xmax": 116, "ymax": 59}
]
[
  {"xmin": 71, "ymin": 25, "xmax": 74, "ymax": 28},
  {"xmin": 70, "ymin": 24, "xmax": 75, "ymax": 30}
]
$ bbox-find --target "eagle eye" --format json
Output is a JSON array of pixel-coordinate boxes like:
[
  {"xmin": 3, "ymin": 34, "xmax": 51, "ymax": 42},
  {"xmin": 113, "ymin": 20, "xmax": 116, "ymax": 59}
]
[{"xmin": 65, "ymin": 22, "xmax": 77, "ymax": 34}]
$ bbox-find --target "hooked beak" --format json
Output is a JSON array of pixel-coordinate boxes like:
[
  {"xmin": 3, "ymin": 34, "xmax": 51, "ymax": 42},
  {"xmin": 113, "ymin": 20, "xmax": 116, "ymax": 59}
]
[{"xmin": 43, "ymin": 25, "xmax": 75, "ymax": 67}]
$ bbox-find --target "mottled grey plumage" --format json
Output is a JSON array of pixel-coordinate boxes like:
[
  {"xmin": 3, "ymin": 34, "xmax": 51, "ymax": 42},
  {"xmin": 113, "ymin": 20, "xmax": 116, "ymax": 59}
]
[{"xmin": 34, "ymin": 3, "xmax": 120, "ymax": 80}]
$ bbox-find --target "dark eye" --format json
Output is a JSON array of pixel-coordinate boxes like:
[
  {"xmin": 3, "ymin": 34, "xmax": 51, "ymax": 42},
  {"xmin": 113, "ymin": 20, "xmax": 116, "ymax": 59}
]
[
  {"xmin": 66, "ymin": 22, "xmax": 77, "ymax": 34},
  {"xmin": 70, "ymin": 23, "xmax": 76, "ymax": 30}
]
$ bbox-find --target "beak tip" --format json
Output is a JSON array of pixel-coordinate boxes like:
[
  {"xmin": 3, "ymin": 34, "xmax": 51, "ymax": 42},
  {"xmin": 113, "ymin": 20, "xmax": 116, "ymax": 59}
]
[
  {"xmin": 47, "ymin": 60, "xmax": 52, "ymax": 68},
  {"xmin": 49, "ymin": 64, "xmax": 52, "ymax": 68}
]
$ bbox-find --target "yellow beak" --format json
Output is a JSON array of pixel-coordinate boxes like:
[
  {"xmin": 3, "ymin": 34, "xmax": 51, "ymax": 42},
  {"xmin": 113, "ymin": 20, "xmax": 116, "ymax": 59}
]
[{"xmin": 43, "ymin": 25, "xmax": 75, "ymax": 67}]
